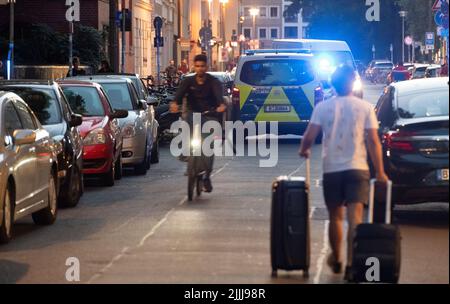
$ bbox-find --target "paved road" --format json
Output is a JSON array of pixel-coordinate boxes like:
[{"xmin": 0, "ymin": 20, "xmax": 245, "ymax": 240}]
[{"xmin": 0, "ymin": 83, "xmax": 448, "ymax": 284}]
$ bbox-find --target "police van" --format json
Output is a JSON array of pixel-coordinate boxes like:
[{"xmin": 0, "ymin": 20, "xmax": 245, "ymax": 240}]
[
  {"xmin": 272, "ymin": 39, "xmax": 363, "ymax": 98},
  {"xmin": 232, "ymin": 49, "xmax": 324, "ymax": 135}
]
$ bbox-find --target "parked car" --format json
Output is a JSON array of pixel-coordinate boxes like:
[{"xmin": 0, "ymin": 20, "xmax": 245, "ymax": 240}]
[
  {"xmin": 70, "ymin": 77, "xmax": 160, "ymax": 173},
  {"xmin": 0, "ymin": 81, "xmax": 84, "ymax": 208},
  {"xmin": 58, "ymin": 80, "xmax": 128, "ymax": 186},
  {"xmin": 374, "ymin": 77, "xmax": 449, "ymax": 206},
  {"xmin": 412, "ymin": 64, "xmax": 430, "ymax": 79},
  {"xmin": 82, "ymin": 73, "xmax": 151, "ymax": 103},
  {"xmin": 365, "ymin": 60, "xmax": 394, "ymax": 83},
  {"xmin": 425, "ymin": 65, "xmax": 442, "ymax": 78},
  {"xmin": 0, "ymin": 91, "xmax": 59, "ymax": 244}
]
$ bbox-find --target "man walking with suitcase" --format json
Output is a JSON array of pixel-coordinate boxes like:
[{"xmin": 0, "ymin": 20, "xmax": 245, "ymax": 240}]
[{"xmin": 299, "ymin": 65, "xmax": 389, "ymax": 280}]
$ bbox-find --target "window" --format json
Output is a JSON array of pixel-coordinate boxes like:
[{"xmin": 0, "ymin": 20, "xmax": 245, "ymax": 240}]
[
  {"xmin": 397, "ymin": 89, "xmax": 449, "ymax": 119},
  {"xmin": 3, "ymin": 101, "xmax": 23, "ymax": 138},
  {"xmin": 284, "ymin": 5, "xmax": 297, "ymax": 23},
  {"xmin": 244, "ymin": 7, "xmax": 251, "ymax": 17},
  {"xmin": 270, "ymin": 28, "xmax": 278, "ymax": 39},
  {"xmin": 14, "ymin": 101, "xmax": 37, "ymax": 130},
  {"xmin": 259, "ymin": 7, "xmax": 267, "ymax": 18},
  {"xmin": 284, "ymin": 26, "xmax": 298, "ymax": 38},
  {"xmin": 259, "ymin": 28, "xmax": 267, "ymax": 39},
  {"xmin": 243, "ymin": 28, "xmax": 252, "ymax": 39},
  {"xmin": 240, "ymin": 59, "xmax": 315, "ymax": 86},
  {"xmin": 101, "ymin": 83, "xmax": 135, "ymax": 110},
  {"xmin": 6, "ymin": 87, "xmax": 62, "ymax": 125},
  {"xmin": 270, "ymin": 7, "xmax": 279, "ymax": 18},
  {"xmin": 63, "ymin": 86, "xmax": 106, "ymax": 117}
]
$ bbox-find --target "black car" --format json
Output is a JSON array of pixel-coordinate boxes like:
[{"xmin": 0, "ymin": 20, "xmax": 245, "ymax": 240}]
[
  {"xmin": 0, "ymin": 80, "xmax": 84, "ymax": 208},
  {"xmin": 374, "ymin": 77, "xmax": 449, "ymax": 206}
]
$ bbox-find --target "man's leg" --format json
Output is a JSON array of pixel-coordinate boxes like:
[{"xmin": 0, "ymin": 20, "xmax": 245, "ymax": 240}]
[
  {"xmin": 346, "ymin": 202, "xmax": 364, "ymax": 267},
  {"xmin": 328, "ymin": 205, "xmax": 345, "ymax": 264}
]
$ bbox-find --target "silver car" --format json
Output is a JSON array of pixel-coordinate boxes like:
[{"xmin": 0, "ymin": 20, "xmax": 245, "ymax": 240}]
[
  {"xmin": 0, "ymin": 92, "xmax": 59, "ymax": 244},
  {"xmin": 70, "ymin": 77, "xmax": 159, "ymax": 175}
]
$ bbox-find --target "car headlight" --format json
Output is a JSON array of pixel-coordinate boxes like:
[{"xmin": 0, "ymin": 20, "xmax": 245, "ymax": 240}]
[
  {"xmin": 353, "ymin": 78, "xmax": 363, "ymax": 91},
  {"xmin": 83, "ymin": 129, "xmax": 106, "ymax": 146},
  {"xmin": 122, "ymin": 124, "xmax": 137, "ymax": 138}
]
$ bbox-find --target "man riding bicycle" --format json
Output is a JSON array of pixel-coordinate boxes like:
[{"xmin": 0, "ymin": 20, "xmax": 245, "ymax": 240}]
[{"xmin": 170, "ymin": 54, "xmax": 226, "ymax": 193}]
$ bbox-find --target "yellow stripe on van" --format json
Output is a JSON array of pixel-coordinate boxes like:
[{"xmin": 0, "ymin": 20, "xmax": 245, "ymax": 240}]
[
  {"xmin": 236, "ymin": 84, "xmax": 253, "ymax": 110},
  {"xmin": 255, "ymin": 87, "xmax": 301, "ymax": 122}
]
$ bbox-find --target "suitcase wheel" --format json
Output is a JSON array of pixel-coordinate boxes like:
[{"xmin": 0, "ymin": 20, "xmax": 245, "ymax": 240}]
[
  {"xmin": 303, "ymin": 269, "xmax": 309, "ymax": 279},
  {"xmin": 271, "ymin": 269, "xmax": 278, "ymax": 278}
]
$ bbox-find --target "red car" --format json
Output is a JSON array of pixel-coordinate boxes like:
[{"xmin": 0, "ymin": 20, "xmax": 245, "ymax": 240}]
[{"xmin": 58, "ymin": 80, "xmax": 128, "ymax": 186}]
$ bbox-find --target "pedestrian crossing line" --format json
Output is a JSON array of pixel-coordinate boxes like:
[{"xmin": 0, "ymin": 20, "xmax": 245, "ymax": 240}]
[
  {"xmin": 313, "ymin": 220, "xmax": 330, "ymax": 284},
  {"xmin": 86, "ymin": 159, "xmax": 232, "ymax": 284}
]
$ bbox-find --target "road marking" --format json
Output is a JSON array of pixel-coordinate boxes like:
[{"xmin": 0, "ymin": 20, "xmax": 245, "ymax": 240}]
[
  {"xmin": 314, "ymin": 220, "xmax": 330, "ymax": 284},
  {"xmin": 87, "ymin": 159, "xmax": 232, "ymax": 284}
]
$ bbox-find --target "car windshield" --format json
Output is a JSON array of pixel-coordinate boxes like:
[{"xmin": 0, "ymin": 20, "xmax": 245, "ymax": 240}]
[
  {"xmin": 375, "ymin": 63, "xmax": 393, "ymax": 69},
  {"xmin": 100, "ymin": 83, "xmax": 134, "ymax": 110},
  {"xmin": 240, "ymin": 59, "xmax": 315, "ymax": 86},
  {"xmin": 62, "ymin": 86, "xmax": 105, "ymax": 117},
  {"xmin": 5, "ymin": 87, "xmax": 62, "ymax": 125},
  {"xmin": 397, "ymin": 89, "xmax": 449, "ymax": 119}
]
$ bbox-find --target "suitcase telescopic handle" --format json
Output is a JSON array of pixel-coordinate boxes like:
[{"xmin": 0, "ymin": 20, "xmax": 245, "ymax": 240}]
[
  {"xmin": 303, "ymin": 157, "xmax": 311, "ymax": 188},
  {"xmin": 368, "ymin": 179, "xmax": 393, "ymax": 224}
]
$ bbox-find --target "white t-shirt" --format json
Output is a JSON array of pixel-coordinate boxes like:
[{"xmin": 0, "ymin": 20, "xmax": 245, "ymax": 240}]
[{"xmin": 310, "ymin": 96, "xmax": 379, "ymax": 174}]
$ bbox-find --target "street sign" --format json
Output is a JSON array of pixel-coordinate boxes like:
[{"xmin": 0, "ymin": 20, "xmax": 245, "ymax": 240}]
[
  {"xmin": 154, "ymin": 37, "xmax": 164, "ymax": 48},
  {"xmin": 117, "ymin": 10, "xmax": 132, "ymax": 31},
  {"xmin": 435, "ymin": 10, "xmax": 444, "ymax": 26},
  {"xmin": 432, "ymin": 0, "xmax": 448, "ymax": 11},
  {"xmin": 438, "ymin": 27, "xmax": 449, "ymax": 37},
  {"xmin": 404, "ymin": 36, "xmax": 413, "ymax": 45}
]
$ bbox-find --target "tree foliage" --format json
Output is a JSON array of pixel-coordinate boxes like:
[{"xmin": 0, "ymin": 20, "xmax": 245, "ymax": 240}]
[{"xmin": 285, "ymin": 0, "xmax": 434, "ymax": 63}]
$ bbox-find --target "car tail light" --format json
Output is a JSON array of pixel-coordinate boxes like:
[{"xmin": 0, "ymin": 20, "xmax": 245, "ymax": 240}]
[
  {"xmin": 314, "ymin": 86, "xmax": 324, "ymax": 106},
  {"xmin": 232, "ymin": 87, "xmax": 240, "ymax": 106},
  {"xmin": 383, "ymin": 130, "xmax": 416, "ymax": 152}
]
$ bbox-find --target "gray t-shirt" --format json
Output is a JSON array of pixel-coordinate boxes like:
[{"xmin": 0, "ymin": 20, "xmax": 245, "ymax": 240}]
[{"xmin": 310, "ymin": 96, "xmax": 379, "ymax": 173}]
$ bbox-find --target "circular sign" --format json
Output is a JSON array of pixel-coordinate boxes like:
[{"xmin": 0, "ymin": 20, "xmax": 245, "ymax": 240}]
[{"xmin": 404, "ymin": 36, "xmax": 413, "ymax": 46}]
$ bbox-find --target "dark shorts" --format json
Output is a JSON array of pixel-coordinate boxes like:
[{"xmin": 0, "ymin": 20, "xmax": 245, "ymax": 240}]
[{"xmin": 322, "ymin": 170, "xmax": 370, "ymax": 209}]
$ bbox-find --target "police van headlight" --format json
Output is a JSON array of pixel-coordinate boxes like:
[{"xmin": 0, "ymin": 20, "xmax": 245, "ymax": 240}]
[{"xmin": 353, "ymin": 78, "xmax": 363, "ymax": 92}]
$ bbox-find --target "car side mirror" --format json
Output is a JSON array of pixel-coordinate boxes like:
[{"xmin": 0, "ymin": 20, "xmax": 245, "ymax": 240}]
[
  {"xmin": 139, "ymin": 100, "xmax": 148, "ymax": 110},
  {"xmin": 112, "ymin": 109, "xmax": 128, "ymax": 119},
  {"xmin": 13, "ymin": 129, "xmax": 36, "ymax": 145},
  {"xmin": 146, "ymin": 96, "xmax": 160, "ymax": 107},
  {"xmin": 70, "ymin": 114, "xmax": 83, "ymax": 127}
]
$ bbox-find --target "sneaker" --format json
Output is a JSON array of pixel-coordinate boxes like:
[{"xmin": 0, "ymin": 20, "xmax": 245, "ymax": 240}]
[
  {"xmin": 203, "ymin": 178, "xmax": 213, "ymax": 193},
  {"xmin": 327, "ymin": 253, "xmax": 343, "ymax": 274}
]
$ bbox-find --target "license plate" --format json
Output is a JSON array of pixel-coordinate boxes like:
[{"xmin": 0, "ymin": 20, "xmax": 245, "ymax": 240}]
[
  {"xmin": 438, "ymin": 169, "xmax": 449, "ymax": 181},
  {"xmin": 264, "ymin": 105, "xmax": 291, "ymax": 113}
]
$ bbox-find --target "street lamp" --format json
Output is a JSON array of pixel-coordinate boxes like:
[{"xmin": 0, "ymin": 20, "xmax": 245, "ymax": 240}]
[
  {"xmin": 220, "ymin": 0, "xmax": 229, "ymax": 70},
  {"xmin": 6, "ymin": 0, "xmax": 15, "ymax": 79},
  {"xmin": 249, "ymin": 8, "xmax": 259, "ymax": 41},
  {"xmin": 399, "ymin": 10, "xmax": 407, "ymax": 63}
]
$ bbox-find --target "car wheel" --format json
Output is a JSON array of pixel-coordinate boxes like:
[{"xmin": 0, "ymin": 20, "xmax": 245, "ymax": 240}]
[
  {"xmin": 0, "ymin": 185, "xmax": 14, "ymax": 244},
  {"xmin": 60, "ymin": 166, "xmax": 82, "ymax": 208},
  {"xmin": 150, "ymin": 138, "xmax": 160, "ymax": 164},
  {"xmin": 135, "ymin": 142, "xmax": 149, "ymax": 175},
  {"xmin": 115, "ymin": 154, "xmax": 123, "ymax": 180},
  {"xmin": 32, "ymin": 174, "xmax": 58, "ymax": 225},
  {"xmin": 102, "ymin": 161, "xmax": 115, "ymax": 187}
]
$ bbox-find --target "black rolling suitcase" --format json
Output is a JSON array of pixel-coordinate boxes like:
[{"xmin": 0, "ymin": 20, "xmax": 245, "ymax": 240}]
[
  {"xmin": 351, "ymin": 179, "xmax": 401, "ymax": 283},
  {"xmin": 271, "ymin": 159, "xmax": 310, "ymax": 278}
]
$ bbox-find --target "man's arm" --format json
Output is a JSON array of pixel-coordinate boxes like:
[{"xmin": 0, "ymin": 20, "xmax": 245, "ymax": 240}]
[
  {"xmin": 170, "ymin": 78, "xmax": 190, "ymax": 112},
  {"xmin": 299, "ymin": 123, "xmax": 321, "ymax": 158},
  {"xmin": 366, "ymin": 128, "xmax": 389, "ymax": 182},
  {"xmin": 212, "ymin": 79, "xmax": 226, "ymax": 112}
]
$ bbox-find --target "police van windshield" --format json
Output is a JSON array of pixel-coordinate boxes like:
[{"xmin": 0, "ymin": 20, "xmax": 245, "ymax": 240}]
[{"xmin": 240, "ymin": 59, "xmax": 315, "ymax": 86}]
